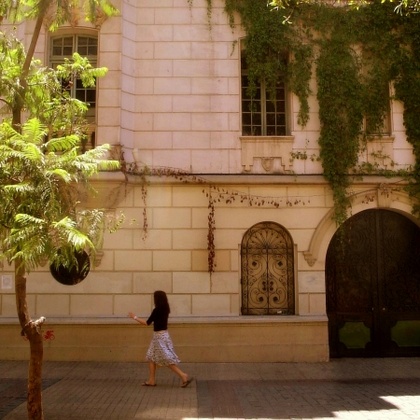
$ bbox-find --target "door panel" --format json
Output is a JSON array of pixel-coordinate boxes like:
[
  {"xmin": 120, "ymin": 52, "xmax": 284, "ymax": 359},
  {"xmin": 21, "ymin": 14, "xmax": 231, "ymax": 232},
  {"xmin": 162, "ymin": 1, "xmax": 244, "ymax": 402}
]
[{"xmin": 326, "ymin": 209, "xmax": 420, "ymax": 357}]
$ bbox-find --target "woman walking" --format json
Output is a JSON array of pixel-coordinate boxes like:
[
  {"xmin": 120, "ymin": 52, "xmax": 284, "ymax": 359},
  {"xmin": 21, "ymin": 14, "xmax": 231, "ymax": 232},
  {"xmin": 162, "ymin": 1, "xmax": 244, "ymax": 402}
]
[{"xmin": 129, "ymin": 290, "xmax": 193, "ymax": 388}]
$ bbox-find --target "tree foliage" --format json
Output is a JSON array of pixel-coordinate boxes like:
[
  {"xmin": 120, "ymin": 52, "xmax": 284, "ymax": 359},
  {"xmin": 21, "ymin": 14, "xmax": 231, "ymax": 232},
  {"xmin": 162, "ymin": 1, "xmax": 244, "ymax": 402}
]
[
  {"xmin": 0, "ymin": 0, "xmax": 118, "ymax": 27},
  {"xmin": 0, "ymin": 29, "xmax": 118, "ymax": 269},
  {"xmin": 0, "ymin": 1, "xmax": 119, "ymax": 418},
  {"xmin": 0, "ymin": 116, "xmax": 119, "ymax": 271},
  {"xmin": 269, "ymin": 0, "xmax": 420, "ymax": 16}
]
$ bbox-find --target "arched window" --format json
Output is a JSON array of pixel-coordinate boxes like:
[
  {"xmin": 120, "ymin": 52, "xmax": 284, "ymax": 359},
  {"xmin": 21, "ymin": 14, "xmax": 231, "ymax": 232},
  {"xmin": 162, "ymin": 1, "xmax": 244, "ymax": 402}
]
[
  {"xmin": 50, "ymin": 33, "xmax": 98, "ymax": 149},
  {"xmin": 241, "ymin": 221, "xmax": 295, "ymax": 315}
]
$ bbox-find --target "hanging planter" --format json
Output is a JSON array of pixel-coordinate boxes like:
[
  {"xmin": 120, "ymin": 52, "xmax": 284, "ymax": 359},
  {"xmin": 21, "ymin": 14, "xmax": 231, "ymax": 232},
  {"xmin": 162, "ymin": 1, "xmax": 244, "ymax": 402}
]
[{"xmin": 50, "ymin": 250, "xmax": 90, "ymax": 285}]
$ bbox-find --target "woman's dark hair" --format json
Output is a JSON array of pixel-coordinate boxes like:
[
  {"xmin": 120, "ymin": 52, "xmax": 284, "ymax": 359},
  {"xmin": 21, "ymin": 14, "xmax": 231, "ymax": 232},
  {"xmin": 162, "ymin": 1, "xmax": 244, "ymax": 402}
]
[{"xmin": 154, "ymin": 290, "xmax": 170, "ymax": 313}]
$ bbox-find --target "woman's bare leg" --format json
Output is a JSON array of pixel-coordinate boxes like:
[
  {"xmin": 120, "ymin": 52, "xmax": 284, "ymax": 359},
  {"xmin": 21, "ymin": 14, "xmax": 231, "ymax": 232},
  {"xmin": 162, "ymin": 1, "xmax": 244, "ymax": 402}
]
[
  {"xmin": 168, "ymin": 364, "xmax": 188, "ymax": 384},
  {"xmin": 146, "ymin": 361, "xmax": 157, "ymax": 385}
]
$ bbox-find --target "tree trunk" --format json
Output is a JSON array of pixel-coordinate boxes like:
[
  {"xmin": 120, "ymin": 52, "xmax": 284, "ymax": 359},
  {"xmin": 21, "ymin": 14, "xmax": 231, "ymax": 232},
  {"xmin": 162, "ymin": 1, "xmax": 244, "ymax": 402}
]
[
  {"xmin": 12, "ymin": 5, "xmax": 50, "ymax": 419},
  {"xmin": 12, "ymin": 6, "xmax": 46, "ymax": 130},
  {"xmin": 15, "ymin": 260, "xmax": 45, "ymax": 420},
  {"xmin": 27, "ymin": 330, "xmax": 44, "ymax": 420}
]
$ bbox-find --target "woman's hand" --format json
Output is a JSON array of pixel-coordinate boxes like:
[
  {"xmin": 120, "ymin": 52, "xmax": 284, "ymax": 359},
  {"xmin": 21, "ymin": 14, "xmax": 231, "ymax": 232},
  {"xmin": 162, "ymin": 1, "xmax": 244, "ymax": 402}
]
[{"xmin": 128, "ymin": 312, "xmax": 146, "ymax": 325}]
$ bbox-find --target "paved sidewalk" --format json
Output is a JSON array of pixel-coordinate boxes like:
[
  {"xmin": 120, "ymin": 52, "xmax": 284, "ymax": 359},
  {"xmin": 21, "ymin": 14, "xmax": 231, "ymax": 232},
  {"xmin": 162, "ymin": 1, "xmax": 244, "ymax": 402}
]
[{"xmin": 0, "ymin": 358, "xmax": 419, "ymax": 419}]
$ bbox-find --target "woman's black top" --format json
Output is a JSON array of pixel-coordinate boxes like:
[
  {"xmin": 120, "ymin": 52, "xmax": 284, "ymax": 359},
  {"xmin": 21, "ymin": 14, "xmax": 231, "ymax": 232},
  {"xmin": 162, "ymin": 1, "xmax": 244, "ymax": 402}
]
[{"xmin": 146, "ymin": 307, "xmax": 169, "ymax": 332}]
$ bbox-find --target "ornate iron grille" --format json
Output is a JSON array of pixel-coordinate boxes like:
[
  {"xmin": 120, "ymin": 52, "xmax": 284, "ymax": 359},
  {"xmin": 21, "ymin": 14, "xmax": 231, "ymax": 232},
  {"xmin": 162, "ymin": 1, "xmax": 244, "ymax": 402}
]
[{"xmin": 241, "ymin": 222, "xmax": 295, "ymax": 315}]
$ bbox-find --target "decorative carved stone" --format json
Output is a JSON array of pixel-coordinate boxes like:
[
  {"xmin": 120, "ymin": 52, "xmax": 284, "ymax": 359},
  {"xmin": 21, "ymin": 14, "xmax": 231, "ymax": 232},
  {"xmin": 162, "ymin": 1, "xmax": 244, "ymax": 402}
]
[
  {"xmin": 240, "ymin": 136, "xmax": 294, "ymax": 173},
  {"xmin": 377, "ymin": 183, "xmax": 393, "ymax": 207},
  {"xmin": 303, "ymin": 251, "xmax": 316, "ymax": 267},
  {"xmin": 93, "ymin": 251, "xmax": 104, "ymax": 267}
]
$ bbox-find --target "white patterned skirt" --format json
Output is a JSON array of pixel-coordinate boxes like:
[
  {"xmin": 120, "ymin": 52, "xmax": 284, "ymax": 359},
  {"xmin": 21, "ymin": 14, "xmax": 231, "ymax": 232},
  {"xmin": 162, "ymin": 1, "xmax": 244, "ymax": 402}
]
[{"xmin": 146, "ymin": 330, "xmax": 180, "ymax": 366}]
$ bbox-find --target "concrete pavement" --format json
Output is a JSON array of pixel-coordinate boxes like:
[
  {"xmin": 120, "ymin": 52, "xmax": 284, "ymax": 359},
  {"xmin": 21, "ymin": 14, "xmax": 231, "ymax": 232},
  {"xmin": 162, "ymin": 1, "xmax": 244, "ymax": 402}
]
[{"xmin": 0, "ymin": 358, "xmax": 419, "ymax": 419}]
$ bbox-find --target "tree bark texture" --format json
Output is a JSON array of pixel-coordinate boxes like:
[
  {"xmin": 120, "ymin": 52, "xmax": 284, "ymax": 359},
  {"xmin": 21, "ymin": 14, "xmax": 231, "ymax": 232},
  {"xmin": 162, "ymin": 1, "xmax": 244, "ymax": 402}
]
[{"xmin": 15, "ymin": 261, "xmax": 45, "ymax": 420}]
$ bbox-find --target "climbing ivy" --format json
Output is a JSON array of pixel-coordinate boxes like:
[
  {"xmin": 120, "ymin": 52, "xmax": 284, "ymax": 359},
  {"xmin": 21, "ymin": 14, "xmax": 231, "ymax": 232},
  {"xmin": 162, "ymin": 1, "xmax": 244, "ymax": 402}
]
[
  {"xmin": 225, "ymin": 0, "xmax": 313, "ymax": 127},
  {"xmin": 219, "ymin": 0, "xmax": 420, "ymax": 222},
  {"xmin": 393, "ymin": 14, "xmax": 420, "ymax": 216},
  {"xmin": 316, "ymin": 36, "xmax": 364, "ymax": 223}
]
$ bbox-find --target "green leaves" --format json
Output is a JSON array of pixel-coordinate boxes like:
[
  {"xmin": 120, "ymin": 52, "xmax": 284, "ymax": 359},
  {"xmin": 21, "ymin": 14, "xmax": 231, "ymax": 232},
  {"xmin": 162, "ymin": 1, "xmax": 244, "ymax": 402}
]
[
  {"xmin": 0, "ymin": 115, "xmax": 119, "ymax": 270},
  {"xmin": 269, "ymin": 0, "xmax": 420, "ymax": 16},
  {"xmin": 317, "ymin": 42, "xmax": 361, "ymax": 224},
  {"xmin": 0, "ymin": 31, "xmax": 26, "ymax": 108},
  {"xmin": 3, "ymin": 0, "xmax": 119, "ymax": 29},
  {"xmin": 226, "ymin": 1, "xmax": 420, "ymax": 222},
  {"xmin": 47, "ymin": 168, "xmax": 72, "ymax": 183},
  {"xmin": 82, "ymin": 0, "xmax": 119, "ymax": 23},
  {"xmin": 56, "ymin": 53, "xmax": 108, "ymax": 88},
  {"xmin": 225, "ymin": 0, "xmax": 312, "ymax": 128},
  {"xmin": 52, "ymin": 217, "xmax": 94, "ymax": 249},
  {"xmin": 45, "ymin": 135, "xmax": 80, "ymax": 153},
  {"xmin": 0, "ymin": 31, "xmax": 107, "ymax": 134}
]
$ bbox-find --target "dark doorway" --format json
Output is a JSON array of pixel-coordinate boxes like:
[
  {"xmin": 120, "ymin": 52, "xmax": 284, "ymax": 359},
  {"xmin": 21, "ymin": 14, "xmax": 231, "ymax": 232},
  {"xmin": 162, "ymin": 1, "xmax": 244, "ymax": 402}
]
[{"xmin": 326, "ymin": 209, "xmax": 420, "ymax": 357}]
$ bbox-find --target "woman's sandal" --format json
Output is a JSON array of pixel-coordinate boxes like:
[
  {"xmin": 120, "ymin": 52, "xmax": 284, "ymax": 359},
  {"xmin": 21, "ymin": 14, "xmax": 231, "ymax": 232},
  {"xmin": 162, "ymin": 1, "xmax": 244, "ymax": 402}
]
[
  {"xmin": 142, "ymin": 382, "xmax": 156, "ymax": 387},
  {"xmin": 181, "ymin": 377, "xmax": 194, "ymax": 388}
]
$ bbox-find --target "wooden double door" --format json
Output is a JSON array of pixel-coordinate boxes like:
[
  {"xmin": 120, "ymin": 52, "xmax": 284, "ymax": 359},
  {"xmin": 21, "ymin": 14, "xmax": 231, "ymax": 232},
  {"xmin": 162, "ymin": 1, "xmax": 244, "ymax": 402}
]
[{"xmin": 326, "ymin": 209, "xmax": 420, "ymax": 357}]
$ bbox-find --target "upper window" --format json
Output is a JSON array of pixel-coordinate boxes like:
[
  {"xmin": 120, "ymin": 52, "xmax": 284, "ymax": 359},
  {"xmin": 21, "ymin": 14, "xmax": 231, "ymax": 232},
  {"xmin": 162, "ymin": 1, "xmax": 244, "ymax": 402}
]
[
  {"xmin": 364, "ymin": 108, "xmax": 391, "ymax": 137},
  {"xmin": 363, "ymin": 83, "xmax": 392, "ymax": 137},
  {"xmin": 50, "ymin": 33, "xmax": 98, "ymax": 150},
  {"xmin": 241, "ymin": 50, "xmax": 289, "ymax": 136},
  {"xmin": 50, "ymin": 34, "xmax": 98, "ymax": 117}
]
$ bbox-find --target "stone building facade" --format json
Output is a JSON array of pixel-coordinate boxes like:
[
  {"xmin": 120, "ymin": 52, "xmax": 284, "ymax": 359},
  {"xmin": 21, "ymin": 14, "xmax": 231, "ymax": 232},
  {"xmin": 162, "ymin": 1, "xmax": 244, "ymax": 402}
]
[{"xmin": 1, "ymin": 0, "xmax": 419, "ymax": 362}]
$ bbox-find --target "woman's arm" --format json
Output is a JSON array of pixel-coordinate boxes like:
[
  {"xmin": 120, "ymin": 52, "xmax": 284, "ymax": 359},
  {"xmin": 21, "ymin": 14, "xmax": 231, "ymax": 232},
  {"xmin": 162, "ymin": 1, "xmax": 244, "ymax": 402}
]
[{"xmin": 128, "ymin": 311, "xmax": 147, "ymax": 326}]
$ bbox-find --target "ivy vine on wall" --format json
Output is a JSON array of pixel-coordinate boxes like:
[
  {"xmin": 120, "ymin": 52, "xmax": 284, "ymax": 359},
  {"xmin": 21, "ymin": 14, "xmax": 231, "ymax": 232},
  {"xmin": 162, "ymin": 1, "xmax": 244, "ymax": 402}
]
[
  {"xmin": 123, "ymin": 1, "xmax": 420, "ymax": 274},
  {"xmin": 225, "ymin": 0, "xmax": 313, "ymax": 127},
  {"xmin": 220, "ymin": 0, "xmax": 420, "ymax": 223},
  {"xmin": 125, "ymin": 164, "xmax": 312, "ymax": 274}
]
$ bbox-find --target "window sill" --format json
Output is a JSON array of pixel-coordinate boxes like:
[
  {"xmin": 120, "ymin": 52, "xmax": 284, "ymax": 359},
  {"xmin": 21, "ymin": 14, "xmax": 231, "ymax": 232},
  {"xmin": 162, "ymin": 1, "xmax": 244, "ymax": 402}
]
[
  {"xmin": 240, "ymin": 135, "xmax": 295, "ymax": 173},
  {"xmin": 363, "ymin": 135, "xmax": 395, "ymax": 169}
]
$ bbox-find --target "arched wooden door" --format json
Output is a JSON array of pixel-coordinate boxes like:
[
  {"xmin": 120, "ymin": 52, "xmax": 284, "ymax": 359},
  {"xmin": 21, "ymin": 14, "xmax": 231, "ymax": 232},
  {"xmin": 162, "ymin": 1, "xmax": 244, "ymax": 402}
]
[
  {"xmin": 241, "ymin": 222, "xmax": 295, "ymax": 315},
  {"xmin": 326, "ymin": 209, "xmax": 420, "ymax": 357}
]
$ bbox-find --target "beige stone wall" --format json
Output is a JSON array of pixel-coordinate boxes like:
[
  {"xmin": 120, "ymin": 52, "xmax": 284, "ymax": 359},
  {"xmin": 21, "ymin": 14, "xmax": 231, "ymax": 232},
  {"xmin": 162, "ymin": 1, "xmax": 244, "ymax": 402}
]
[
  {"xmin": 0, "ymin": 317, "xmax": 328, "ymax": 362},
  {"xmin": 2, "ymin": 177, "xmax": 415, "ymax": 323},
  {"xmin": 105, "ymin": 0, "xmax": 413, "ymax": 174},
  {"xmin": 0, "ymin": 1, "xmax": 417, "ymax": 363},
  {"xmin": 1, "ymin": 178, "xmax": 330, "ymax": 319},
  {"xmin": 0, "ymin": 173, "xmax": 416, "ymax": 363},
  {"xmin": 5, "ymin": 1, "xmax": 414, "ymax": 174}
]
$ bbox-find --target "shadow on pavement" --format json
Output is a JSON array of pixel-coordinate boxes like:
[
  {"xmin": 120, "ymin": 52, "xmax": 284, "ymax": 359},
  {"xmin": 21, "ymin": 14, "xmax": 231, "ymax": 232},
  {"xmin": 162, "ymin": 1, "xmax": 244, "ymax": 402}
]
[{"xmin": 197, "ymin": 378, "xmax": 420, "ymax": 419}]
